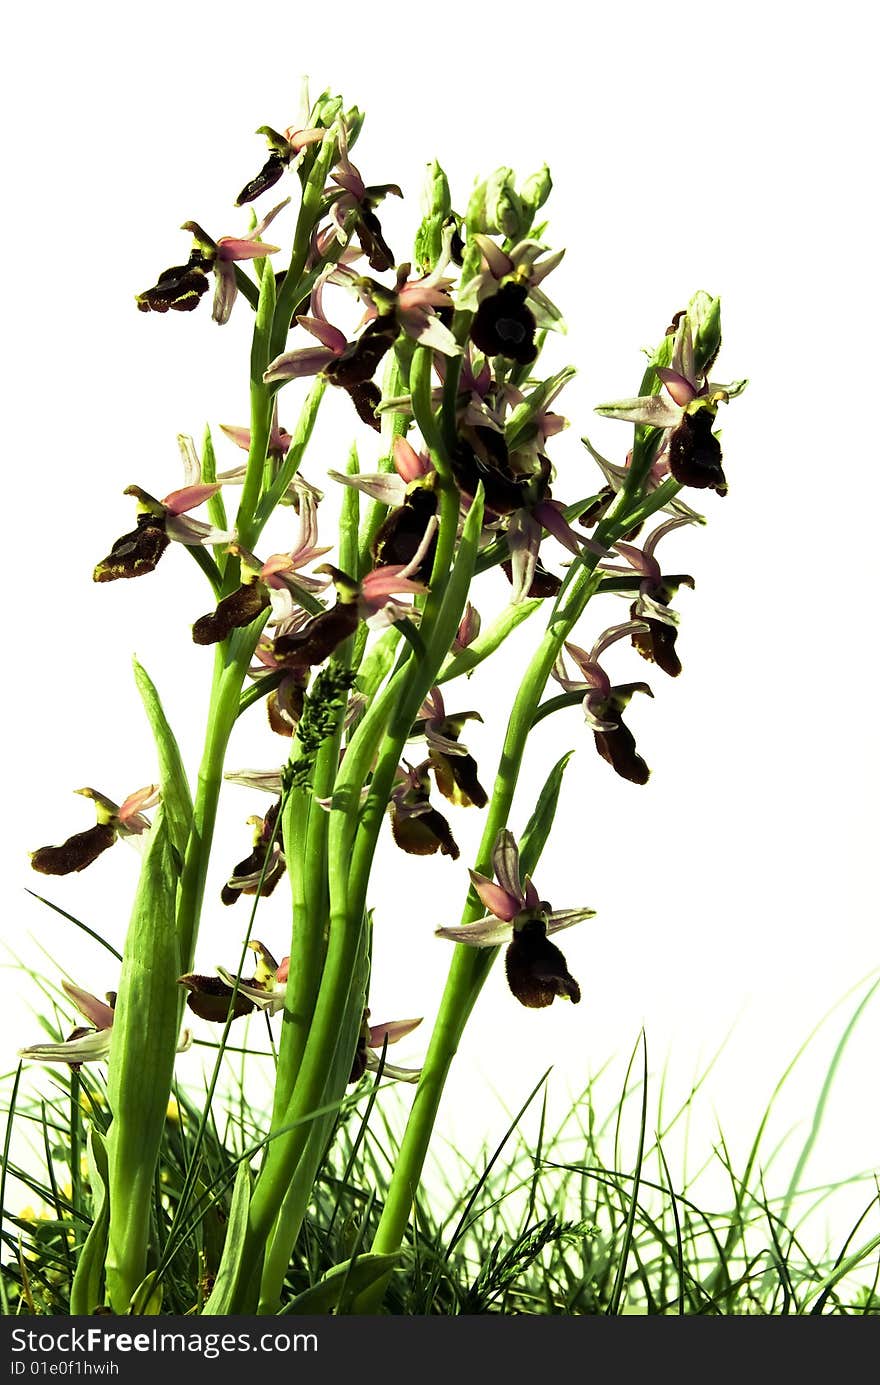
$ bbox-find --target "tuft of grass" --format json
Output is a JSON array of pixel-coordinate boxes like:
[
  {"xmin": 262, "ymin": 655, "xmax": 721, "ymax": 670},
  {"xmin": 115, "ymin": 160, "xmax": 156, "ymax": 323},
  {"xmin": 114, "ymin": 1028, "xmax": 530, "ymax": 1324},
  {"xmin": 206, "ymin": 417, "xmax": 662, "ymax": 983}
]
[{"xmin": 2, "ymin": 972, "xmax": 879, "ymax": 1315}]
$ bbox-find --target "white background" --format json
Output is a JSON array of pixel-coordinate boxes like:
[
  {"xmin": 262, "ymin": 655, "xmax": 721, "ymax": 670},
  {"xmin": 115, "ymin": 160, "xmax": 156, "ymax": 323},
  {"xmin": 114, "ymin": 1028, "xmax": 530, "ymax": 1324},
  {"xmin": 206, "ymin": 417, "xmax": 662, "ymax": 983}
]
[{"xmin": 3, "ymin": 1, "xmax": 878, "ymax": 1250}]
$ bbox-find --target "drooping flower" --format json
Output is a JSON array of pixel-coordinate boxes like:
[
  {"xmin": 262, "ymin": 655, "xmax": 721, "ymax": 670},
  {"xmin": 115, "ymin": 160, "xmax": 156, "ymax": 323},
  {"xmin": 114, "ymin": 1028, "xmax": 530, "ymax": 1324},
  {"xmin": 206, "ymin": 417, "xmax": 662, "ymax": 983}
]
[
  {"xmin": 235, "ymin": 121, "xmax": 326, "ymax": 206},
  {"xmin": 326, "ymin": 121, "xmax": 402, "ymax": 271},
  {"xmin": 388, "ymin": 761, "xmax": 460, "ymax": 860},
  {"xmin": 263, "ymin": 271, "xmax": 399, "ymax": 429},
  {"xmin": 220, "ymin": 799, "xmax": 285, "ymax": 906},
  {"xmin": 268, "ymin": 538, "xmax": 434, "ymax": 670},
  {"xmin": 411, "ymin": 688, "xmax": 488, "ymax": 809},
  {"xmin": 598, "ymin": 516, "xmax": 696, "ymax": 677},
  {"xmin": 136, "ymin": 202, "xmax": 287, "ymax": 325},
  {"xmin": 594, "ymin": 305, "xmax": 746, "ymax": 495},
  {"xmin": 460, "ymin": 236, "xmax": 565, "ymax": 364},
  {"xmin": 192, "ymin": 482, "xmax": 329, "ymax": 646},
  {"xmin": 18, "ymin": 979, "xmax": 191, "ymax": 1067},
  {"xmin": 349, "ymin": 1011, "xmax": 422, "ymax": 1084},
  {"xmin": 30, "ymin": 784, "xmax": 159, "ymax": 876},
  {"xmin": 93, "ymin": 436, "xmax": 233, "ymax": 583},
  {"xmin": 436, "ymin": 830, "xmax": 593, "ymax": 1008},
  {"xmin": 179, "ymin": 941, "xmax": 289, "ymax": 1021},
  {"xmin": 551, "ymin": 623, "xmax": 654, "ymax": 784}
]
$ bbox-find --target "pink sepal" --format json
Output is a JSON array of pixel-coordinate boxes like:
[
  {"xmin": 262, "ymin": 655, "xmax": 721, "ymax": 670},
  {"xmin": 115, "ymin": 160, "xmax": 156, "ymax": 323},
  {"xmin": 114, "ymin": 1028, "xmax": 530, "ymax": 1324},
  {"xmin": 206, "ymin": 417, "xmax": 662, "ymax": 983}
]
[
  {"xmin": 468, "ymin": 870, "xmax": 520, "ymax": 922},
  {"xmin": 393, "ymin": 437, "xmax": 432, "ymax": 482},
  {"xmin": 217, "ymin": 237, "xmax": 281, "ymax": 262},
  {"xmin": 297, "ymin": 315, "xmax": 347, "ymax": 353},
  {"xmin": 368, "ymin": 1017, "xmax": 422, "ymax": 1048},
  {"xmin": 163, "ymin": 482, "xmax": 222, "ymax": 515},
  {"xmin": 655, "ymin": 366, "xmax": 697, "ymax": 407},
  {"xmin": 62, "ymin": 980, "xmax": 115, "ymax": 1033}
]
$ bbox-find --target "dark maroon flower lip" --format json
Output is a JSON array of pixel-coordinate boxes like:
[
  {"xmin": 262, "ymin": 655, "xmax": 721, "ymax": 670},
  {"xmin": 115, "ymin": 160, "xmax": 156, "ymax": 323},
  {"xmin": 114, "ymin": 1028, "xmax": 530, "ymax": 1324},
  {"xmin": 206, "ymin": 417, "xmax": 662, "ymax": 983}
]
[
  {"xmin": 668, "ymin": 408, "xmax": 728, "ymax": 494},
  {"xmin": 236, "ymin": 150, "xmax": 287, "ymax": 208},
  {"xmin": 371, "ymin": 486, "xmax": 439, "ymax": 579},
  {"xmin": 135, "ymin": 251, "xmax": 212, "ymax": 314},
  {"xmin": 192, "ymin": 581, "xmax": 270, "ymax": 646},
  {"xmin": 30, "ymin": 822, "xmax": 118, "ymax": 876},
  {"xmin": 505, "ymin": 922, "xmax": 581, "ymax": 1009},
  {"xmin": 30, "ymin": 784, "xmax": 159, "ymax": 876},
  {"xmin": 93, "ymin": 511, "xmax": 170, "ymax": 582},
  {"xmin": 470, "ymin": 281, "xmax": 538, "ymax": 365}
]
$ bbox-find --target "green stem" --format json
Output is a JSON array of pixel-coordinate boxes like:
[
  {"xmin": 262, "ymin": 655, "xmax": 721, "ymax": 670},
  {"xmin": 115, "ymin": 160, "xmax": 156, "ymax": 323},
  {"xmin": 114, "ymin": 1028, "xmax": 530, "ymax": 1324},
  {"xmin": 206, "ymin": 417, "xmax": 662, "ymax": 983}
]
[
  {"xmin": 356, "ymin": 474, "xmax": 683, "ymax": 1309},
  {"xmin": 175, "ymin": 630, "xmax": 266, "ymax": 977}
]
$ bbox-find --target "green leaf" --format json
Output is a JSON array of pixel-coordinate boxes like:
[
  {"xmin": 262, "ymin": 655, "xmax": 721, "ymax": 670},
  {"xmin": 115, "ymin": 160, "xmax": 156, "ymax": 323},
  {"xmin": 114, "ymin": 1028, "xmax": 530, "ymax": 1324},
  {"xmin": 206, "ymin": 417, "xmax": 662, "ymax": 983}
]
[
  {"xmin": 438, "ymin": 600, "xmax": 541, "ymax": 684},
  {"xmin": 254, "ymin": 379, "xmax": 326, "ymax": 532},
  {"xmin": 338, "ymin": 441, "xmax": 360, "ymax": 578},
  {"xmin": 132, "ymin": 658, "xmax": 193, "ymax": 864},
  {"xmin": 200, "ymin": 425, "xmax": 229, "ymax": 551},
  {"xmin": 70, "ymin": 1127, "xmax": 110, "ymax": 1314},
  {"xmin": 201, "ymin": 1159, "xmax": 254, "ymax": 1315},
  {"xmin": 285, "ymin": 1253, "xmax": 400, "ymax": 1315},
  {"xmin": 251, "ymin": 255, "xmax": 277, "ymax": 387},
  {"xmin": 104, "ymin": 813, "xmax": 183, "ymax": 1311},
  {"xmin": 519, "ymin": 750, "xmax": 574, "ymax": 879},
  {"xmin": 129, "ymin": 1269, "xmax": 163, "ymax": 1315}
]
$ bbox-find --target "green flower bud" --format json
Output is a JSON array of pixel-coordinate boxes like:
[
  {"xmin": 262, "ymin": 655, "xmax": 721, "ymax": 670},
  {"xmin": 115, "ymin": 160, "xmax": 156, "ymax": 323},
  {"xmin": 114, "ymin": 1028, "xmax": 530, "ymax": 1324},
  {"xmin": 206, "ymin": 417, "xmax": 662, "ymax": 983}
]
[
  {"xmin": 309, "ymin": 88, "xmax": 344, "ymax": 129},
  {"xmin": 486, "ymin": 166, "xmax": 524, "ymax": 240},
  {"xmin": 690, "ymin": 291, "xmax": 722, "ymax": 377},
  {"xmin": 414, "ymin": 160, "xmax": 453, "ymax": 272},
  {"xmin": 518, "ymin": 164, "xmax": 552, "ymax": 234}
]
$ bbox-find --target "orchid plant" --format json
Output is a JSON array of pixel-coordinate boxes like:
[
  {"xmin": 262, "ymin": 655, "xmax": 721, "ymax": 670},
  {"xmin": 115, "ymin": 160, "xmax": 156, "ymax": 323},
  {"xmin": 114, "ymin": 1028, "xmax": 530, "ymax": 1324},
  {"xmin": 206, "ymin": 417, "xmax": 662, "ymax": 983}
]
[{"xmin": 16, "ymin": 85, "xmax": 745, "ymax": 1315}]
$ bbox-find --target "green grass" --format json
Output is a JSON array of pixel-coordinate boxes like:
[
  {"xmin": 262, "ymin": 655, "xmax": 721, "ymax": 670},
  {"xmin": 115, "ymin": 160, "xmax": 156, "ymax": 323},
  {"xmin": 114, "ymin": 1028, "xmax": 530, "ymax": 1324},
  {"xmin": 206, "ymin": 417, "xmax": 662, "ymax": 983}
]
[{"xmin": 2, "ymin": 972, "xmax": 878, "ymax": 1315}]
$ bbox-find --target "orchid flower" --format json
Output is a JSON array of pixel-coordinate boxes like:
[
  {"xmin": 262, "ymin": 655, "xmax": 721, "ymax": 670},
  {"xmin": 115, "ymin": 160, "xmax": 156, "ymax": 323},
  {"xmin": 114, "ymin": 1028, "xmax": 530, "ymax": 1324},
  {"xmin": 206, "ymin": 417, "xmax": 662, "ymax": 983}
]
[
  {"xmin": 19, "ymin": 979, "xmax": 191, "ymax": 1067},
  {"xmin": 235, "ymin": 114, "xmax": 327, "ymax": 206},
  {"xmin": 331, "ymin": 230, "xmax": 461, "ymax": 357},
  {"xmin": 459, "ymin": 235, "xmax": 565, "ymax": 364},
  {"xmin": 551, "ymin": 622, "xmax": 654, "ymax": 784},
  {"xmin": 502, "ymin": 495, "xmax": 585, "ymax": 604},
  {"xmin": 389, "ymin": 761, "xmax": 460, "ymax": 860},
  {"xmin": 598, "ymin": 516, "xmax": 697, "ymax": 677},
  {"xmin": 411, "ymin": 688, "xmax": 488, "ymax": 809},
  {"xmin": 350, "ymin": 1012, "xmax": 423, "ymax": 1084},
  {"xmin": 30, "ymin": 784, "xmax": 160, "ymax": 876},
  {"xmin": 267, "ymin": 530, "xmax": 435, "ymax": 670},
  {"xmin": 179, "ymin": 941, "xmax": 289, "ymax": 1021},
  {"xmin": 93, "ymin": 435, "xmax": 234, "ymax": 583},
  {"xmin": 594, "ymin": 305, "xmax": 746, "ymax": 495},
  {"xmin": 326, "ymin": 120, "xmax": 402, "ymax": 271},
  {"xmin": 328, "ymin": 436, "xmax": 434, "ymax": 510},
  {"xmin": 192, "ymin": 485, "xmax": 329, "ymax": 646},
  {"xmin": 263, "ymin": 270, "xmax": 398, "ymax": 429},
  {"xmin": 219, "ymin": 799, "xmax": 285, "ymax": 906},
  {"xmin": 436, "ymin": 830, "xmax": 593, "ymax": 1008},
  {"xmin": 136, "ymin": 201, "xmax": 287, "ymax": 324}
]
